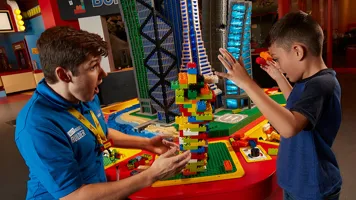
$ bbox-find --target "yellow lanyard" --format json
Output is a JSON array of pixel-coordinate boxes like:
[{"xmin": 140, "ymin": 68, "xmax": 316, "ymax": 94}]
[{"xmin": 68, "ymin": 108, "xmax": 107, "ymax": 145}]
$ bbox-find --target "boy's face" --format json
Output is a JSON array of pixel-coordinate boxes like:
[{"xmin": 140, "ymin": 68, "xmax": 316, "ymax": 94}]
[
  {"xmin": 268, "ymin": 43, "xmax": 305, "ymax": 82},
  {"xmin": 68, "ymin": 56, "xmax": 107, "ymax": 102}
]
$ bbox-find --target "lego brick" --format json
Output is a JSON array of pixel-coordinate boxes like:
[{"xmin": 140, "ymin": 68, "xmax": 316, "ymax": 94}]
[
  {"xmin": 191, "ymin": 153, "xmax": 207, "ymax": 160},
  {"xmin": 180, "ymin": 144, "xmax": 199, "ymax": 151},
  {"xmin": 224, "ymin": 160, "xmax": 233, "ymax": 171},
  {"xmin": 171, "ymin": 81, "xmax": 180, "ymax": 89},
  {"xmin": 188, "ymin": 89, "xmax": 197, "ymax": 99},
  {"xmin": 187, "ymin": 116, "xmax": 204, "ymax": 123},
  {"xmin": 184, "ymin": 104, "xmax": 192, "ymax": 108},
  {"xmin": 195, "ymin": 114, "xmax": 213, "ymax": 121},
  {"xmin": 189, "ymin": 126, "xmax": 207, "ymax": 132},
  {"xmin": 175, "ymin": 116, "xmax": 188, "ymax": 124},
  {"xmin": 176, "ymin": 89, "xmax": 184, "ymax": 96},
  {"xmin": 267, "ymin": 148, "xmax": 278, "ymax": 156},
  {"xmin": 187, "ymin": 103, "xmax": 197, "ymax": 112},
  {"xmin": 190, "ymin": 147, "xmax": 206, "ymax": 153},
  {"xmin": 179, "ymin": 123, "xmax": 200, "ymax": 130},
  {"xmin": 188, "ymin": 74, "xmax": 197, "ymax": 84},
  {"xmin": 188, "ymin": 68, "xmax": 197, "ymax": 74},
  {"xmin": 197, "ymin": 101, "xmax": 207, "ymax": 112},
  {"xmin": 179, "ymin": 73, "xmax": 188, "ymax": 84}
]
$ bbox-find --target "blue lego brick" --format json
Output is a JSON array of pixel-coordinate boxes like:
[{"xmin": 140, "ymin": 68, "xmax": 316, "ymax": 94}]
[
  {"xmin": 190, "ymin": 147, "xmax": 206, "ymax": 153},
  {"xmin": 188, "ymin": 116, "xmax": 204, "ymax": 123},
  {"xmin": 188, "ymin": 68, "xmax": 197, "ymax": 75},
  {"xmin": 197, "ymin": 101, "xmax": 206, "ymax": 112}
]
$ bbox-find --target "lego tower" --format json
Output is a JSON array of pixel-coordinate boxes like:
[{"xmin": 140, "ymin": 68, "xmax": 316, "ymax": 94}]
[
  {"xmin": 135, "ymin": 0, "xmax": 179, "ymax": 123},
  {"xmin": 222, "ymin": 0, "xmax": 252, "ymax": 109},
  {"xmin": 179, "ymin": 0, "xmax": 220, "ymax": 95},
  {"xmin": 172, "ymin": 62, "xmax": 215, "ymax": 175}
]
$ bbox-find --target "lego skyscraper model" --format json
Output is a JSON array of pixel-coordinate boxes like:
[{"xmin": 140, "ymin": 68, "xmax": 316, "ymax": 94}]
[
  {"xmin": 135, "ymin": 0, "xmax": 179, "ymax": 123},
  {"xmin": 222, "ymin": 0, "xmax": 252, "ymax": 109},
  {"xmin": 179, "ymin": 0, "xmax": 220, "ymax": 95}
]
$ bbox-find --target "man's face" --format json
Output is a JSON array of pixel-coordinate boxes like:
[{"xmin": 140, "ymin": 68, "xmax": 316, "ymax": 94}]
[
  {"xmin": 69, "ymin": 56, "xmax": 107, "ymax": 102},
  {"xmin": 268, "ymin": 43, "xmax": 304, "ymax": 83}
]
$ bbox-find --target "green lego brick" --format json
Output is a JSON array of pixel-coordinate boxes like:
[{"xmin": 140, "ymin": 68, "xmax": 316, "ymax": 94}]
[
  {"xmin": 180, "ymin": 84, "xmax": 188, "ymax": 89},
  {"xmin": 171, "ymin": 81, "xmax": 180, "ymax": 89},
  {"xmin": 196, "ymin": 114, "xmax": 213, "ymax": 121},
  {"xmin": 165, "ymin": 142, "xmax": 237, "ymax": 180},
  {"xmin": 268, "ymin": 148, "xmax": 278, "ymax": 156},
  {"xmin": 183, "ymin": 104, "xmax": 192, "ymax": 108},
  {"xmin": 199, "ymin": 92, "xmax": 213, "ymax": 100},
  {"xmin": 130, "ymin": 111, "xmax": 157, "ymax": 120},
  {"xmin": 103, "ymin": 156, "xmax": 118, "ymax": 167},
  {"xmin": 188, "ymin": 90, "xmax": 197, "ymax": 99}
]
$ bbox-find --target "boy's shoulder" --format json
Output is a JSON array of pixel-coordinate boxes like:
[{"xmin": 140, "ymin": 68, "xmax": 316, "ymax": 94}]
[{"xmin": 295, "ymin": 69, "xmax": 340, "ymax": 97}]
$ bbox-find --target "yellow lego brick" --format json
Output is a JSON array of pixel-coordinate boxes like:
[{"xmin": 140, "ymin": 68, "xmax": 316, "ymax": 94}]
[
  {"xmin": 175, "ymin": 116, "xmax": 188, "ymax": 124},
  {"xmin": 182, "ymin": 145, "xmax": 199, "ymax": 150},
  {"xmin": 188, "ymin": 74, "xmax": 197, "ymax": 84},
  {"xmin": 187, "ymin": 141, "xmax": 207, "ymax": 147},
  {"xmin": 176, "ymin": 89, "xmax": 184, "ymax": 96},
  {"xmin": 190, "ymin": 126, "xmax": 206, "ymax": 132},
  {"xmin": 179, "ymin": 123, "xmax": 200, "ymax": 130},
  {"xmin": 187, "ymin": 103, "xmax": 197, "ymax": 112},
  {"xmin": 181, "ymin": 137, "xmax": 199, "ymax": 144}
]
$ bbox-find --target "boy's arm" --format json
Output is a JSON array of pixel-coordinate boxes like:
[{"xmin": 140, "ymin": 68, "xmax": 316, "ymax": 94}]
[
  {"xmin": 216, "ymin": 48, "xmax": 310, "ymax": 138},
  {"xmin": 243, "ymin": 81, "xmax": 308, "ymax": 138},
  {"xmin": 275, "ymin": 74, "xmax": 293, "ymax": 100}
]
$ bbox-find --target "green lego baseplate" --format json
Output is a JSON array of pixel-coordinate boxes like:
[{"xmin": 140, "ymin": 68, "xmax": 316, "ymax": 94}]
[
  {"xmin": 129, "ymin": 111, "xmax": 157, "ymax": 120},
  {"xmin": 165, "ymin": 142, "xmax": 237, "ymax": 180},
  {"xmin": 208, "ymin": 93, "xmax": 286, "ymax": 138}
]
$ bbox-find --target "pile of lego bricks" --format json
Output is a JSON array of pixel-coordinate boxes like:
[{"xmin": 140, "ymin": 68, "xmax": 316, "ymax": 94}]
[{"xmin": 171, "ymin": 62, "xmax": 215, "ymax": 176}]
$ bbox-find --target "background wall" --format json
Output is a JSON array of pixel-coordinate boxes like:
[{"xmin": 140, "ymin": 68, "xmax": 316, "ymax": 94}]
[{"xmin": 0, "ymin": 14, "xmax": 45, "ymax": 70}]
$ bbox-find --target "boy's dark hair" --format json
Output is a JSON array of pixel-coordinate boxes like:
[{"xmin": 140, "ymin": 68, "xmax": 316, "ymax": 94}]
[
  {"xmin": 268, "ymin": 11, "xmax": 324, "ymax": 56},
  {"xmin": 37, "ymin": 26, "xmax": 108, "ymax": 84}
]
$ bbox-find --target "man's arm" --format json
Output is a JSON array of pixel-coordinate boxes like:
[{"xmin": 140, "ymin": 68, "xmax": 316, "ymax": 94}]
[
  {"xmin": 275, "ymin": 74, "xmax": 293, "ymax": 100},
  {"xmin": 62, "ymin": 147, "xmax": 191, "ymax": 200},
  {"xmin": 61, "ymin": 166, "xmax": 154, "ymax": 200},
  {"xmin": 107, "ymin": 128, "xmax": 150, "ymax": 150}
]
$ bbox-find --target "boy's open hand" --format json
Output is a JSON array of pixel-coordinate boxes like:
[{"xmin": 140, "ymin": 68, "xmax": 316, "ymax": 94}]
[
  {"xmin": 215, "ymin": 48, "xmax": 253, "ymax": 89},
  {"xmin": 261, "ymin": 60, "xmax": 284, "ymax": 81},
  {"xmin": 148, "ymin": 147, "xmax": 191, "ymax": 181}
]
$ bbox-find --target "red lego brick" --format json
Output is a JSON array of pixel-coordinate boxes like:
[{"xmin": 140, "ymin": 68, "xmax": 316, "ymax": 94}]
[
  {"xmin": 191, "ymin": 153, "xmax": 207, "ymax": 160},
  {"xmin": 236, "ymin": 140, "xmax": 249, "ymax": 147},
  {"xmin": 224, "ymin": 160, "xmax": 233, "ymax": 171},
  {"xmin": 187, "ymin": 62, "xmax": 197, "ymax": 68},
  {"xmin": 189, "ymin": 133, "xmax": 208, "ymax": 140},
  {"xmin": 183, "ymin": 169, "xmax": 197, "ymax": 176}
]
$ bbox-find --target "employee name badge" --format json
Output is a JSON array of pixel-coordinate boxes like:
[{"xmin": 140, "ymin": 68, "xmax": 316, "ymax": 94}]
[{"xmin": 103, "ymin": 139, "xmax": 113, "ymax": 150}]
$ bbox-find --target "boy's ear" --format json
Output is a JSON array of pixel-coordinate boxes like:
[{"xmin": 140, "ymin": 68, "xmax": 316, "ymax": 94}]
[
  {"xmin": 55, "ymin": 67, "xmax": 72, "ymax": 83},
  {"xmin": 292, "ymin": 44, "xmax": 306, "ymax": 61}
]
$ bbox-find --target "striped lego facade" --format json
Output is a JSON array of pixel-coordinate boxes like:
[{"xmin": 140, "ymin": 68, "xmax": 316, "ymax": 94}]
[
  {"xmin": 179, "ymin": 0, "xmax": 218, "ymax": 93},
  {"xmin": 223, "ymin": 0, "xmax": 252, "ymax": 109}
]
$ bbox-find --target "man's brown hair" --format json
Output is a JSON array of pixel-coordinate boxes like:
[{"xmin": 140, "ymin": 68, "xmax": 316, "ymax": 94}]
[
  {"xmin": 37, "ymin": 26, "xmax": 108, "ymax": 84},
  {"xmin": 268, "ymin": 11, "xmax": 324, "ymax": 57}
]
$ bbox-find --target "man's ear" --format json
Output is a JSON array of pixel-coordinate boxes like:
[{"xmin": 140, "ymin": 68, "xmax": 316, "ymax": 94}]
[
  {"xmin": 55, "ymin": 67, "xmax": 72, "ymax": 83},
  {"xmin": 292, "ymin": 43, "xmax": 306, "ymax": 61}
]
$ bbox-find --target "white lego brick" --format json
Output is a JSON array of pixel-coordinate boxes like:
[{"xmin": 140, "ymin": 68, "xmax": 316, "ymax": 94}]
[{"xmin": 183, "ymin": 130, "xmax": 200, "ymax": 136}]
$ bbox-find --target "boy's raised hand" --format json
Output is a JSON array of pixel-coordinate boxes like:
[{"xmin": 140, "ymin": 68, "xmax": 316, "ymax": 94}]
[
  {"xmin": 215, "ymin": 48, "xmax": 253, "ymax": 89},
  {"xmin": 261, "ymin": 60, "xmax": 284, "ymax": 81}
]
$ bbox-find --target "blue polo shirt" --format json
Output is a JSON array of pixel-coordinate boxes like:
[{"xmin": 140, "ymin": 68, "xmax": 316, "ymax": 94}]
[
  {"xmin": 15, "ymin": 79, "xmax": 108, "ymax": 199},
  {"xmin": 277, "ymin": 69, "xmax": 342, "ymax": 199}
]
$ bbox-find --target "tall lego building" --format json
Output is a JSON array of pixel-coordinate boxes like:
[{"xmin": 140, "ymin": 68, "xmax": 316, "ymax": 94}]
[
  {"xmin": 135, "ymin": 0, "xmax": 179, "ymax": 123},
  {"xmin": 119, "ymin": 0, "xmax": 156, "ymax": 115},
  {"xmin": 179, "ymin": 0, "xmax": 220, "ymax": 94},
  {"xmin": 222, "ymin": 0, "xmax": 252, "ymax": 109}
]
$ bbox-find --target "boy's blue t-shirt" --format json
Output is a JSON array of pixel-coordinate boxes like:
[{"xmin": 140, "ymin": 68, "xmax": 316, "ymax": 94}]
[
  {"xmin": 277, "ymin": 69, "xmax": 342, "ymax": 199},
  {"xmin": 15, "ymin": 79, "xmax": 108, "ymax": 200}
]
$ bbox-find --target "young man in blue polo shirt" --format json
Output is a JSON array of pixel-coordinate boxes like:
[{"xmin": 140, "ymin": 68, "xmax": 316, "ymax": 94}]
[
  {"xmin": 15, "ymin": 26, "xmax": 191, "ymax": 200},
  {"xmin": 216, "ymin": 11, "xmax": 342, "ymax": 200}
]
